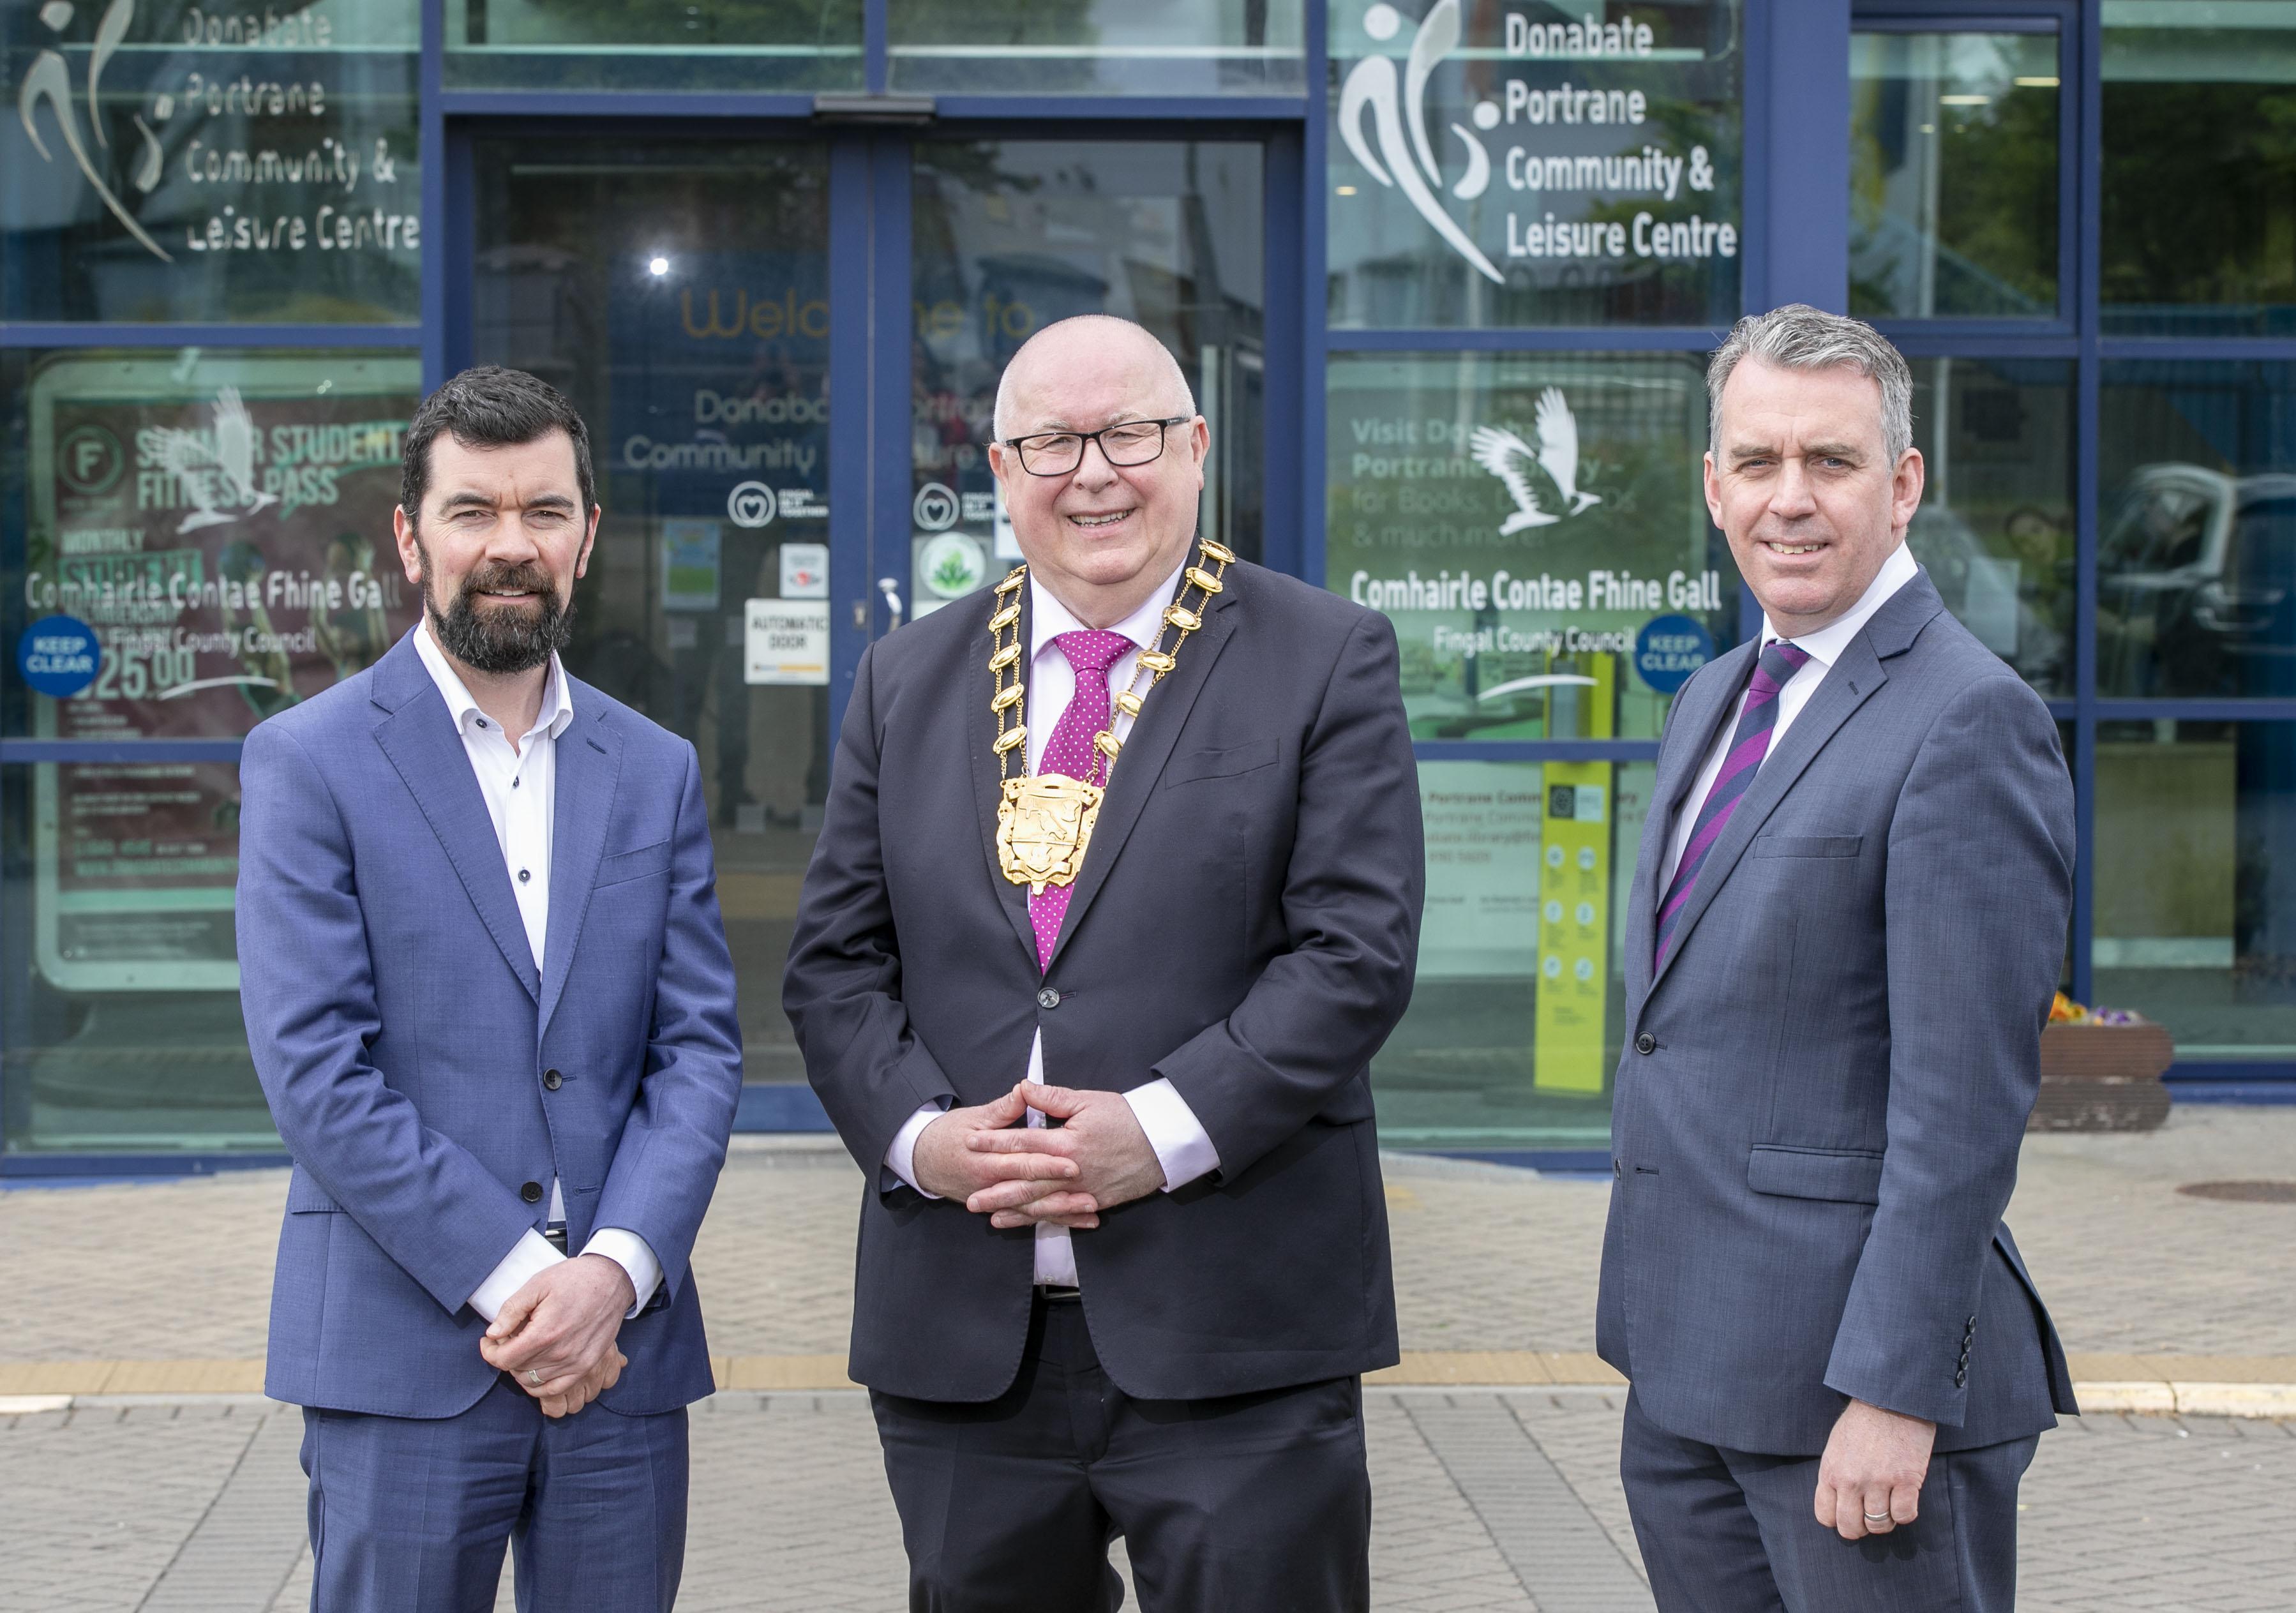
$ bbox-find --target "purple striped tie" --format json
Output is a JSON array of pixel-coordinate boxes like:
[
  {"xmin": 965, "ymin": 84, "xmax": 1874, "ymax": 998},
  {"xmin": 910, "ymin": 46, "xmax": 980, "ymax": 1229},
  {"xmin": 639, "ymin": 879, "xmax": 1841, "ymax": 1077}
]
[
  {"xmin": 1653, "ymin": 640, "xmax": 1812, "ymax": 971},
  {"xmin": 1027, "ymin": 629, "xmax": 1134, "ymax": 972}
]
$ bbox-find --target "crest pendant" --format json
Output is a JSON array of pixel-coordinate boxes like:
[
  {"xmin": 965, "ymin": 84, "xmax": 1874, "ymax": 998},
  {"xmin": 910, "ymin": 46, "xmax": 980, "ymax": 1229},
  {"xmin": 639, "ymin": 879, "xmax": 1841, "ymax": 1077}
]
[{"xmin": 996, "ymin": 774, "xmax": 1104, "ymax": 896}]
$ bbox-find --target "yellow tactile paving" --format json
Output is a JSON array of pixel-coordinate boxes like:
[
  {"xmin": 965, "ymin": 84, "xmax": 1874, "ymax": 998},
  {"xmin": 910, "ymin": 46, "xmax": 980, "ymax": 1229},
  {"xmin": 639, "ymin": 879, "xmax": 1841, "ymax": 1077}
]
[{"xmin": 8, "ymin": 1354, "xmax": 2294, "ymax": 1409}]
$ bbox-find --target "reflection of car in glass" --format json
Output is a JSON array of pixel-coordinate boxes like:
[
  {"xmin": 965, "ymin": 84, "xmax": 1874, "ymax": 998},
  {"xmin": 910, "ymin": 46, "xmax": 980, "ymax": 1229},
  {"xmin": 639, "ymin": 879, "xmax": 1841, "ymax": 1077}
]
[
  {"xmin": 2098, "ymin": 465, "xmax": 2296, "ymax": 698},
  {"xmin": 1904, "ymin": 505, "xmax": 2065, "ymax": 690}
]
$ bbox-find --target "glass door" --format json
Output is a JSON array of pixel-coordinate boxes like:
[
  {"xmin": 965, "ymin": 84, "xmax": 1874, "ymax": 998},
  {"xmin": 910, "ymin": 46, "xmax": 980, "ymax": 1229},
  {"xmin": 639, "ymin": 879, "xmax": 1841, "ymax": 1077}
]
[
  {"xmin": 468, "ymin": 135, "xmax": 837, "ymax": 1082},
  {"xmin": 908, "ymin": 137, "xmax": 1268, "ymax": 615},
  {"xmin": 461, "ymin": 127, "xmax": 1270, "ymax": 1095}
]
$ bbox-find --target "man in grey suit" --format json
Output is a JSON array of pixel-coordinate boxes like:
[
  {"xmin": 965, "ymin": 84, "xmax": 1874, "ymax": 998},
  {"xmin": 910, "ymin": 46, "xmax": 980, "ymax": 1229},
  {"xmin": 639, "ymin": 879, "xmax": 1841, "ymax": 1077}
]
[{"xmin": 1598, "ymin": 304, "xmax": 2077, "ymax": 1612}]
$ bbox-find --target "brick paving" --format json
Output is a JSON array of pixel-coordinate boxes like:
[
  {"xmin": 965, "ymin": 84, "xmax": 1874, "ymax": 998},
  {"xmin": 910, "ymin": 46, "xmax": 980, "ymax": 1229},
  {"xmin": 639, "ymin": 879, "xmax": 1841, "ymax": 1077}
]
[
  {"xmin": 7, "ymin": 1107, "xmax": 2292, "ymax": 1365},
  {"xmin": 6, "ymin": 1392, "xmax": 2290, "ymax": 1612},
  {"xmin": 4, "ymin": 1106, "xmax": 2294, "ymax": 1608}
]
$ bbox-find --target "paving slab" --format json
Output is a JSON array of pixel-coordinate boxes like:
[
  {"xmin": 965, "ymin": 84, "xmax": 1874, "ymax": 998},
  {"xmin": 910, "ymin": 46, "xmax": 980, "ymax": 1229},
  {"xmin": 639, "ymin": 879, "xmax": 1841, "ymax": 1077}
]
[{"xmin": 7, "ymin": 1393, "xmax": 2291, "ymax": 1612}]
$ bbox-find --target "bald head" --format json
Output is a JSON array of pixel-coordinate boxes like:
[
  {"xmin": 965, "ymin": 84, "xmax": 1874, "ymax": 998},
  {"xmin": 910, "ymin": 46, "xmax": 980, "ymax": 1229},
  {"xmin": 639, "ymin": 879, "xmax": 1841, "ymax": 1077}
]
[{"xmin": 992, "ymin": 315, "xmax": 1196, "ymax": 441}]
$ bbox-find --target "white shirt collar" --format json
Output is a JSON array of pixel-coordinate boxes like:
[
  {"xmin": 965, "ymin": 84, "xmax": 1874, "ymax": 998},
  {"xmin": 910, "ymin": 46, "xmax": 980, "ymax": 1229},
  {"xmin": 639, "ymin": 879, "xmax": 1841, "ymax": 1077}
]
[
  {"xmin": 1762, "ymin": 541, "xmax": 1921, "ymax": 668},
  {"xmin": 412, "ymin": 618, "xmax": 574, "ymax": 744},
  {"xmin": 1028, "ymin": 559, "xmax": 1190, "ymax": 662}
]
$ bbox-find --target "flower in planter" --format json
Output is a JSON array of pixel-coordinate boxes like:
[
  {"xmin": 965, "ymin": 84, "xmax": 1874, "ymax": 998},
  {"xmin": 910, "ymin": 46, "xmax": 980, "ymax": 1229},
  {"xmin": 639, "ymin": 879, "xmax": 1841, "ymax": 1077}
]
[{"xmin": 2047, "ymin": 991, "xmax": 2147, "ymax": 1027}]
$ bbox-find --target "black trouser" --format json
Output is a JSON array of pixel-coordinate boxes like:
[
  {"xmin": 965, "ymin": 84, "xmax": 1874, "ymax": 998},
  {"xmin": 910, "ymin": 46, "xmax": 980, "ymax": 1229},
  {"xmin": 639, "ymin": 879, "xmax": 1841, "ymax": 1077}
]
[
  {"xmin": 869, "ymin": 1292, "xmax": 1372, "ymax": 1613},
  {"xmin": 1621, "ymin": 1386, "xmax": 2040, "ymax": 1613}
]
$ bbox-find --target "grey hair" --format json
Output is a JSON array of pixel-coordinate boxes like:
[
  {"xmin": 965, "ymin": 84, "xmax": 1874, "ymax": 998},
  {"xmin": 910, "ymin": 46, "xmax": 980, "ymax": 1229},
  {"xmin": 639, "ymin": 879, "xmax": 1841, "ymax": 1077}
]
[
  {"xmin": 992, "ymin": 315, "xmax": 1197, "ymax": 440},
  {"xmin": 1707, "ymin": 304, "xmax": 1913, "ymax": 463}
]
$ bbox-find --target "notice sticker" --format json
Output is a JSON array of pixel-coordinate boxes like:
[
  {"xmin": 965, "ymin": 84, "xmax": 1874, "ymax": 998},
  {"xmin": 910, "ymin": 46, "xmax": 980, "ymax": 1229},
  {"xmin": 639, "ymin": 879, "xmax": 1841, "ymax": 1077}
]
[
  {"xmin": 746, "ymin": 597, "xmax": 829, "ymax": 686},
  {"xmin": 18, "ymin": 614, "xmax": 99, "ymax": 698}
]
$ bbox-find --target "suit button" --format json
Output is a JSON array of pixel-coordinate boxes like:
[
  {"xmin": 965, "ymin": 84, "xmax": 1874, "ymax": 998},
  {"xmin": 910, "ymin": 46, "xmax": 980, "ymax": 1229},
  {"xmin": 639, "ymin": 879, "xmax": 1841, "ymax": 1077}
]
[
  {"xmin": 520, "ymin": 1181, "xmax": 544, "ymax": 1204},
  {"xmin": 1613, "ymin": 1159, "xmax": 1623, "ymax": 1178},
  {"xmin": 1037, "ymin": 987, "xmax": 1061, "ymax": 1009},
  {"xmin": 1955, "ymin": 1369, "xmax": 1967, "ymax": 1387},
  {"xmin": 1634, "ymin": 1033, "xmax": 1656, "ymax": 1055},
  {"xmin": 542, "ymin": 1069, "xmax": 562, "ymax": 1091}
]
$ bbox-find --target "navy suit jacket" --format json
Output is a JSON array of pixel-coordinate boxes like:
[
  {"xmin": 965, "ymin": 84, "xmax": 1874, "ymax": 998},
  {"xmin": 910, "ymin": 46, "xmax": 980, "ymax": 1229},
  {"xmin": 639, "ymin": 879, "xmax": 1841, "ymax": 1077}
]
[
  {"xmin": 237, "ymin": 631, "xmax": 743, "ymax": 1420},
  {"xmin": 784, "ymin": 561, "xmax": 1424, "ymax": 1403},
  {"xmin": 1596, "ymin": 569, "xmax": 2080, "ymax": 1456}
]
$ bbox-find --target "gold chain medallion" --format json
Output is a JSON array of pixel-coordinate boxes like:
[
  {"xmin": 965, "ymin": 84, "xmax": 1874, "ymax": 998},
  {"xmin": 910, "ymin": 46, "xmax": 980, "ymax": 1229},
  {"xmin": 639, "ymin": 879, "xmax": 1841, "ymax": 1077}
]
[{"xmin": 991, "ymin": 538, "xmax": 1234, "ymax": 893}]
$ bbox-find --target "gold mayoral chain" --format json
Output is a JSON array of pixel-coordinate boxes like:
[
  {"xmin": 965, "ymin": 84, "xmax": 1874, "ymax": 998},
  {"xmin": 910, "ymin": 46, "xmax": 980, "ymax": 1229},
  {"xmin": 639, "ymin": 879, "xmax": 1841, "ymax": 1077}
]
[{"xmin": 990, "ymin": 538, "xmax": 1236, "ymax": 895}]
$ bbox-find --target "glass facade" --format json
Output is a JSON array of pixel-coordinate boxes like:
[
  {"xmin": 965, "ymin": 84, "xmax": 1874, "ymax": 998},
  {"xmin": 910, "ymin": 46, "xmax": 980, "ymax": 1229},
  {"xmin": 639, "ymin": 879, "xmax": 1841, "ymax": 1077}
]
[
  {"xmin": 888, "ymin": 0, "xmax": 1303, "ymax": 94},
  {"xmin": 1325, "ymin": 350, "xmax": 1731, "ymax": 742},
  {"xmin": 2101, "ymin": 1, "xmax": 2296, "ymax": 334},
  {"xmin": 3, "ymin": 1, "xmax": 2291, "ymax": 1164},
  {"xmin": 1326, "ymin": 0, "xmax": 1742, "ymax": 328},
  {"xmin": 446, "ymin": 1, "xmax": 864, "ymax": 91},
  {"xmin": 1850, "ymin": 29, "xmax": 2059, "ymax": 320},
  {"xmin": 2, "ymin": 1, "xmax": 421, "ymax": 324}
]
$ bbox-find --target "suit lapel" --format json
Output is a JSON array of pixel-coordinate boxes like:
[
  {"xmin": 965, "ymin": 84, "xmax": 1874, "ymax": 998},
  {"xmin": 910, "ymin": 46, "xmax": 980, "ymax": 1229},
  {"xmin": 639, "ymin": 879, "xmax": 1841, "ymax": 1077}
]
[
  {"xmin": 540, "ymin": 698, "xmax": 621, "ymax": 1035},
  {"xmin": 1044, "ymin": 580, "xmax": 1238, "ymax": 972},
  {"xmin": 1646, "ymin": 574, "xmax": 1945, "ymax": 992},
  {"xmin": 368, "ymin": 634, "xmax": 540, "ymax": 1002},
  {"xmin": 968, "ymin": 588, "xmax": 1044, "ymax": 964}
]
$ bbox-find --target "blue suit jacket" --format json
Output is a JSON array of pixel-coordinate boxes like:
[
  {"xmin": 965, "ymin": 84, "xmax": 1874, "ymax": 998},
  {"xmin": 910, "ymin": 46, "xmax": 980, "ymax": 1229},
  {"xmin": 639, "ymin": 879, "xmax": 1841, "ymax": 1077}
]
[
  {"xmin": 237, "ymin": 631, "xmax": 743, "ymax": 1420},
  {"xmin": 1597, "ymin": 571, "xmax": 2080, "ymax": 1457}
]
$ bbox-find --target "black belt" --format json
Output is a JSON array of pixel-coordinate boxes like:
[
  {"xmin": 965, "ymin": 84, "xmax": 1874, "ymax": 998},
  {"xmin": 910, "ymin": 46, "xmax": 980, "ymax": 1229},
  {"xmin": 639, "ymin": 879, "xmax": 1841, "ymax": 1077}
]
[
  {"xmin": 543, "ymin": 1225, "xmax": 569, "ymax": 1254},
  {"xmin": 1036, "ymin": 1283, "xmax": 1081, "ymax": 1303}
]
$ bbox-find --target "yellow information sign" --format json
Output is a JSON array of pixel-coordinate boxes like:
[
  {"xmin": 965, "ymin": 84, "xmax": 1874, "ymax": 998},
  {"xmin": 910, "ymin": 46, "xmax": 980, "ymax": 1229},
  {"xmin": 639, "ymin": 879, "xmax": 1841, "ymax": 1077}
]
[{"xmin": 1534, "ymin": 654, "xmax": 1616, "ymax": 1094}]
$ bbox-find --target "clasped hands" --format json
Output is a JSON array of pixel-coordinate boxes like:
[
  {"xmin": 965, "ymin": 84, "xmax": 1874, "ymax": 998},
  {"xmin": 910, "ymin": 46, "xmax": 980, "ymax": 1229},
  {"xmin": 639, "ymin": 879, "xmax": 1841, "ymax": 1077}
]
[
  {"xmin": 913, "ymin": 1081, "xmax": 1166, "ymax": 1229},
  {"xmin": 479, "ymin": 1254, "xmax": 634, "ymax": 1419}
]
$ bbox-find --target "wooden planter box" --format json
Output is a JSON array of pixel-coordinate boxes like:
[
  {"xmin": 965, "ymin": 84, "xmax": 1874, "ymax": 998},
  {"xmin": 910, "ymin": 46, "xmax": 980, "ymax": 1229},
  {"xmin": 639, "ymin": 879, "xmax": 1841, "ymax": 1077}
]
[{"xmin": 2029, "ymin": 1021, "xmax": 2175, "ymax": 1132}]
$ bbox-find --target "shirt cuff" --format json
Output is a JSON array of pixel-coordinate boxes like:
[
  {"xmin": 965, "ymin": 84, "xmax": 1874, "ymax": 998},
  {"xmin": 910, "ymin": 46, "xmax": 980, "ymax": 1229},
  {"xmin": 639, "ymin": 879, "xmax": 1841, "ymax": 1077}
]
[
  {"xmin": 885, "ymin": 1101, "xmax": 947, "ymax": 1199},
  {"xmin": 465, "ymin": 1227, "xmax": 565, "ymax": 1323},
  {"xmin": 583, "ymin": 1227, "xmax": 663, "ymax": 1318},
  {"xmin": 1124, "ymin": 1077, "xmax": 1220, "ymax": 1192}
]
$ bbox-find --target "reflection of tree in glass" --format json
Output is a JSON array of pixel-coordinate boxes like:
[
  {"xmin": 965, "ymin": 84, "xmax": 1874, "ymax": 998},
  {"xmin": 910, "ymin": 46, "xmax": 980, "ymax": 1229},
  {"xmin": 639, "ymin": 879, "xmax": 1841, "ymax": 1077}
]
[
  {"xmin": 2103, "ymin": 70, "xmax": 2296, "ymax": 316},
  {"xmin": 467, "ymin": 0, "xmax": 859, "ymax": 47},
  {"xmin": 887, "ymin": 0, "xmax": 1099, "ymax": 47}
]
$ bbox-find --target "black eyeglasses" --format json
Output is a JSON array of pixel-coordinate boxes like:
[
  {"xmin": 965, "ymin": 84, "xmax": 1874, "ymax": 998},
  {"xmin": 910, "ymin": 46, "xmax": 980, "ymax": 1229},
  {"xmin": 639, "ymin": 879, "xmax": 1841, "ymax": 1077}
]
[{"xmin": 998, "ymin": 417, "xmax": 1193, "ymax": 477}]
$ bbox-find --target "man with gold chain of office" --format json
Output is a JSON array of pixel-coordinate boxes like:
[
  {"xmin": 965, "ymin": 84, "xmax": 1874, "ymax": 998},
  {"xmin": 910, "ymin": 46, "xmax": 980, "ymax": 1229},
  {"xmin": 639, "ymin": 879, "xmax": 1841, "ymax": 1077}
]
[{"xmin": 786, "ymin": 314, "xmax": 1425, "ymax": 1610}]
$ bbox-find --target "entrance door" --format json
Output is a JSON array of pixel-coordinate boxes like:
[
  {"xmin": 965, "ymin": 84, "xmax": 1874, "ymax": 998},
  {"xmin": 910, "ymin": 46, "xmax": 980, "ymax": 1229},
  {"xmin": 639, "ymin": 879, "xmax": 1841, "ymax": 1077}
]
[{"xmin": 461, "ymin": 128, "xmax": 1270, "ymax": 1092}]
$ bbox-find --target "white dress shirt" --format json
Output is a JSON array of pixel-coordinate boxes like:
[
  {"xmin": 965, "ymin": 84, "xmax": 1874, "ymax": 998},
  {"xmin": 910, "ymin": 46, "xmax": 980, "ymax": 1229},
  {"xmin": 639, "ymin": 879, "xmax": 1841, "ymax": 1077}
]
[
  {"xmin": 1660, "ymin": 543, "xmax": 1921, "ymax": 892},
  {"xmin": 412, "ymin": 622, "xmax": 663, "ymax": 1321},
  {"xmin": 883, "ymin": 562, "xmax": 1222, "ymax": 1286}
]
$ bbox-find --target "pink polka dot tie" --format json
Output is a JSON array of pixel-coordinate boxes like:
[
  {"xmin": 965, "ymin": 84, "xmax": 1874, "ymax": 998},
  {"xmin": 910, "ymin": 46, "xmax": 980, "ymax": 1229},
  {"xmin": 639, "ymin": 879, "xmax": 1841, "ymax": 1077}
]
[{"xmin": 1028, "ymin": 629, "xmax": 1134, "ymax": 972}]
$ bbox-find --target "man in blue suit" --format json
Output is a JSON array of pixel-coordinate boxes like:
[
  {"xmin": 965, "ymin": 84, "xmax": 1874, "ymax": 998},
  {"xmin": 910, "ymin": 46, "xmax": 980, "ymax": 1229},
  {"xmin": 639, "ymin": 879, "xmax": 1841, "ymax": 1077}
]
[
  {"xmin": 1598, "ymin": 306, "xmax": 2078, "ymax": 1611},
  {"xmin": 237, "ymin": 366, "xmax": 743, "ymax": 1611}
]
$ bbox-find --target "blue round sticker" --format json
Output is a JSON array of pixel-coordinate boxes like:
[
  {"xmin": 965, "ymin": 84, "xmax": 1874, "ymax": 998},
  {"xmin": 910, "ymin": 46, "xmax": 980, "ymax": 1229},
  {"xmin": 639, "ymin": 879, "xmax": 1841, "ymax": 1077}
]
[
  {"xmin": 1634, "ymin": 614, "xmax": 1713, "ymax": 694},
  {"xmin": 19, "ymin": 615, "xmax": 99, "ymax": 698}
]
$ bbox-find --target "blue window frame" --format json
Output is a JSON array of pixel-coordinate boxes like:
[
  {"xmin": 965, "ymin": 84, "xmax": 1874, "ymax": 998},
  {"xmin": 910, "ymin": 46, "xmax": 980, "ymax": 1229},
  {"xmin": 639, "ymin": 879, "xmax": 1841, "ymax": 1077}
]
[{"xmin": 9, "ymin": 0, "xmax": 2291, "ymax": 1169}]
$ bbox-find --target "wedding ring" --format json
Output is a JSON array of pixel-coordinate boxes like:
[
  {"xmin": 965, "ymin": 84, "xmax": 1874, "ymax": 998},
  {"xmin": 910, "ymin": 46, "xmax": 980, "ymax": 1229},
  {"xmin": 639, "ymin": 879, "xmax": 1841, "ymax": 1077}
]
[
  {"xmin": 1863, "ymin": 1510, "xmax": 1891, "ymax": 1523},
  {"xmin": 525, "ymin": 1368, "xmax": 543, "ymax": 1386}
]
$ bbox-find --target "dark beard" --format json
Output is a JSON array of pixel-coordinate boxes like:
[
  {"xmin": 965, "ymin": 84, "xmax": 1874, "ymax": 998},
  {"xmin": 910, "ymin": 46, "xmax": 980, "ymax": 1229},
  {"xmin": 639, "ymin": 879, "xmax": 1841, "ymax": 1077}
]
[{"xmin": 417, "ymin": 540, "xmax": 573, "ymax": 675}]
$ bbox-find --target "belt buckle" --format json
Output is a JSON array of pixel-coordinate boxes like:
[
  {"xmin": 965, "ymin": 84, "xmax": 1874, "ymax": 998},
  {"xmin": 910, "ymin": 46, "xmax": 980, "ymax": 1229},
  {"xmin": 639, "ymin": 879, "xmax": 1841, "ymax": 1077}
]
[{"xmin": 1035, "ymin": 1283, "xmax": 1082, "ymax": 1303}]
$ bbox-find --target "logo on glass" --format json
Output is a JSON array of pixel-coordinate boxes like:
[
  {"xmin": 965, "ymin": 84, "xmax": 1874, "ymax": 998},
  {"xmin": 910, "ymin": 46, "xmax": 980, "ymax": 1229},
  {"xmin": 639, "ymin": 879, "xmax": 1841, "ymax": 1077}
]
[
  {"xmin": 1467, "ymin": 388, "xmax": 1601, "ymax": 533},
  {"xmin": 17, "ymin": 0, "xmax": 173, "ymax": 262},
  {"xmin": 726, "ymin": 481, "xmax": 777, "ymax": 529},
  {"xmin": 1338, "ymin": 1, "xmax": 1503, "ymax": 284}
]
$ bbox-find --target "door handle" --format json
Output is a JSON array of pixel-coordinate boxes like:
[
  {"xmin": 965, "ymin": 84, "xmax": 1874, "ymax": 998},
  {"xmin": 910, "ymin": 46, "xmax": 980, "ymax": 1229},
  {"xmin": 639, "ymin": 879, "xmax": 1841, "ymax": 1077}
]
[{"xmin": 876, "ymin": 576, "xmax": 904, "ymax": 631}]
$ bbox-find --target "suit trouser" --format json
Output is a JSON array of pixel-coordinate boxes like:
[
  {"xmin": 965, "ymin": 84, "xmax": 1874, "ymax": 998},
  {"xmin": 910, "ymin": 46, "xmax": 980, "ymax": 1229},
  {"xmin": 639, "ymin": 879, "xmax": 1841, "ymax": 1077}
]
[
  {"xmin": 299, "ymin": 1375, "xmax": 688, "ymax": 1613},
  {"xmin": 1620, "ymin": 1386, "xmax": 2039, "ymax": 1613},
  {"xmin": 870, "ymin": 1291, "xmax": 1372, "ymax": 1613}
]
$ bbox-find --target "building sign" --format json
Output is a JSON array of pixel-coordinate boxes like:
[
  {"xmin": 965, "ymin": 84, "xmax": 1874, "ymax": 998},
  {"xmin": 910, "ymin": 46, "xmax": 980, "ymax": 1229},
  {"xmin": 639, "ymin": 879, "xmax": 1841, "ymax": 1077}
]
[
  {"xmin": 1328, "ymin": 351, "xmax": 1733, "ymax": 742},
  {"xmin": 4, "ymin": 0, "xmax": 421, "ymax": 323},
  {"xmin": 606, "ymin": 252, "xmax": 830, "ymax": 529},
  {"xmin": 26, "ymin": 350, "xmax": 421, "ymax": 990},
  {"xmin": 1330, "ymin": 0, "xmax": 1741, "ymax": 325}
]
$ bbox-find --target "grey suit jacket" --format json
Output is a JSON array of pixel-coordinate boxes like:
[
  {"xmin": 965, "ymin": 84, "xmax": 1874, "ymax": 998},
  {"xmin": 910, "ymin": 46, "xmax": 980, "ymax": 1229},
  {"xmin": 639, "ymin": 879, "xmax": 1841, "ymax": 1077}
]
[{"xmin": 1596, "ymin": 569, "xmax": 2080, "ymax": 1456}]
